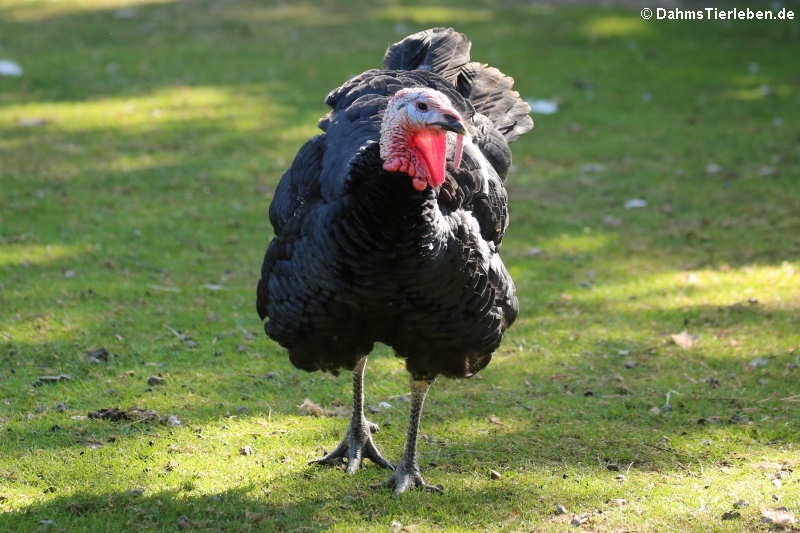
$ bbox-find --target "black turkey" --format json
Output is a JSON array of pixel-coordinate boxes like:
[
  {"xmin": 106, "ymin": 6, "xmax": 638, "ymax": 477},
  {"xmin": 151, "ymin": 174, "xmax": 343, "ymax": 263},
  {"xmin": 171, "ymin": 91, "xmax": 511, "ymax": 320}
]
[{"xmin": 257, "ymin": 27, "xmax": 533, "ymax": 494}]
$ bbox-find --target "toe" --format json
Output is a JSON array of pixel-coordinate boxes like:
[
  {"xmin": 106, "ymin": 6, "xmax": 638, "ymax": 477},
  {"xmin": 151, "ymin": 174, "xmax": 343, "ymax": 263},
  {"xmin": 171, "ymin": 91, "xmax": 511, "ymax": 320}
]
[
  {"xmin": 373, "ymin": 468, "xmax": 443, "ymax": 495},
  {"xmin": 312, "ymin": 439, "xmax": 349, "ymax": 466},
  {"xmin": 344, "ymin": 459, "xmax": 361, "ymax": 474},
  {"xmin": 392, "ymin": 476, "xmax": 412, "ymax": 495},
  {"xmin": 313, "ymin": 455, "xmax": 344, "ymax": 466},
  {"xmin": 369, "ymin": 479, "xmax": 389, "ymax": 490},
  {"xmin": 425, "ymin": 483, "xmax": 444, "ymax": 494},
  {"xmin": 364, "ymin": 441, "xmax": 394, "ymax": 470},
  {"xmin": 344, "ymin": 447, "xmax": 363, "ymax": 474},
  {"xmin": 414, "ymin": 473, "xmax": 443, "ymax": 494},
  {"xmin": 369, "ymin": 454, "xmax": 394, "ymax": 471}
]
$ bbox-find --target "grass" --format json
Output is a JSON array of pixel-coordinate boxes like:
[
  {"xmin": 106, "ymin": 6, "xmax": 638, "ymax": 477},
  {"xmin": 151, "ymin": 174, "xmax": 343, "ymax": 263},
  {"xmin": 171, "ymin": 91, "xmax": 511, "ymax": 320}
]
[{"xmin": 1, "ymin": 0, "xmax": 799, "ymax": 531}]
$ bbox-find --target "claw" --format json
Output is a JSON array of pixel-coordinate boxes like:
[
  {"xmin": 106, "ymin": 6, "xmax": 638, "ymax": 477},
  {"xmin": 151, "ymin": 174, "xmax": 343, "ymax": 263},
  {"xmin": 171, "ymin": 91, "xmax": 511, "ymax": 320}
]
[
  {"xmin": 363, "ymin": 438, "xmax": 394, "ymax": 470},
  {"xmin": 371, "ymin": 463, "xmax": 443, "ymax": 495},
  {"xmin": 310, "ymin": 455, "xmax": 344, "ymax": 466},
  {"xmin": 311, "ymin": 419, "xmax": 393, "ymax": 473}
]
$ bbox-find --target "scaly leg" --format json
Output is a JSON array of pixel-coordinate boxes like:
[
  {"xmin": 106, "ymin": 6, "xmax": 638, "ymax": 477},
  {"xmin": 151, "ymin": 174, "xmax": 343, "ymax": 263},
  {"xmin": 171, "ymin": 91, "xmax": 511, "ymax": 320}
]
[
  {"xmin": 312, "ymin": 356, "xmax": 393, "ymax": 473},
  {"xmin": 371, "ymin": 377, "xmax": 443, "ymax": 495}
]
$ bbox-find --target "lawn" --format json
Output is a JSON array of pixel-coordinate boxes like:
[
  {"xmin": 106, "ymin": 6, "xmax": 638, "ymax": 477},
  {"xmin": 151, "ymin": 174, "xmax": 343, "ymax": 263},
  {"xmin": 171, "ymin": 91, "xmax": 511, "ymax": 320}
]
[{"xmin": 1, "ymin": 0, "xmax": 799, "ymax": 531}]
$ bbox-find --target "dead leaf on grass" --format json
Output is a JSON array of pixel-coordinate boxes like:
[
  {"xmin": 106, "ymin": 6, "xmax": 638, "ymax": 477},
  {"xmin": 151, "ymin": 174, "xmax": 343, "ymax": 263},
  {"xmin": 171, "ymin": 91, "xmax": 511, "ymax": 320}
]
[
  {"xmin": 86, "ymin": 347, "xmax": 109, "ymax": 363},
  {"xmin": 299, "ymin": 399, "xmax": 323, "ymax": 417},
  {"xmin": 696, "ymin": 416, "xmax": 724, "ymax": 424},
  {"xmin": 487, "ymin": 414, "xmax": 505, "ymax": 426},
  {"xmin": 12, "ymin": 120, "xmax": 45, "ymax": 137},
  {"xmin": 761, "ymin": 507, "xmax": 796, "ymax": 527},
  {"xmin": 389, "ymin": 520, "xmax": 416, "ymax": 533},
  {"xmin": 244, "ymin": 510, "xmax": 267, "ymax": 522},
  {"xmin": 35, "ymin": 374, "xmax": 72, "ymax": 386},
  {"xmin": 671, "ymin": 331, "xmax": 698, "ymax": 349},
  {"xmin": 161, "ymin": 414, "xmax": 181, "ymax": 426},
  {"xmin": 570, "ymin": 512, "xmax": 591, "ymax": 526},
  {"xmin": 325, "ymin": 405, "xmax": 350, "ymax": 417},
  {"xmin": 87, "ymin": 407, "xmax": 180, "ymax": 426},
  {"xmin": 176, "ymin": 515, "xmax": 198, "ymax": 529}
]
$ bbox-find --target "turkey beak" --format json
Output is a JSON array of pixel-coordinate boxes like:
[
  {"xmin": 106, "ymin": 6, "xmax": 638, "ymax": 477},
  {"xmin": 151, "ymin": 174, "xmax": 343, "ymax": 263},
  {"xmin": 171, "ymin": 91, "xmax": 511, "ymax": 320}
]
[
  {"xmin": 427, "ymin": 110, "xmax": 466, "ymax": 171},
  {"xmin": 430, "ymin": 113, "xmax": 467, "ymax": 136}
]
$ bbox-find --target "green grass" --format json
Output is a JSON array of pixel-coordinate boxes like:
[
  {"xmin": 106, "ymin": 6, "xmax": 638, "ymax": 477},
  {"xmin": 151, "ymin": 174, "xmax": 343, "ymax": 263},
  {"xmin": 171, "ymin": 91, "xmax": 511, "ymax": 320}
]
[{"xmin": 1, "ymin": 0, "xmax": 799, "ymax": 531}]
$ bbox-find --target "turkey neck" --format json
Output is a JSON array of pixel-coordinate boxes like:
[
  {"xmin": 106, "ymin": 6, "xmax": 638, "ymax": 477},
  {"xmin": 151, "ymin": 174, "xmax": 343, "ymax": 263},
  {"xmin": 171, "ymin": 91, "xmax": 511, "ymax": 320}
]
[{"xmin": 345, "ymin": 147, "xmax": 444, "ymax": 253}]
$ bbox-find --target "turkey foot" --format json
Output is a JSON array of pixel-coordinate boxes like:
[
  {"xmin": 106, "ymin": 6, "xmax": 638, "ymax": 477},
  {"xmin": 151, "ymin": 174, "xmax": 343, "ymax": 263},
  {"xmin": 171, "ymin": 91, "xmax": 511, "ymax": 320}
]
[
  {"xmin": 370, "ymin": 459, "xmax": 443, "ymax": 495},
  {"xmin": 310, "ymin": 356, "xmax": 392, "ymax": 473},
  {"xmin": 313, "ymin": 418, "xmax": 393, "ymax": 473},
  {"xmin": 371, "ymin": 377, "xmax": 442, "ymax": 495}
]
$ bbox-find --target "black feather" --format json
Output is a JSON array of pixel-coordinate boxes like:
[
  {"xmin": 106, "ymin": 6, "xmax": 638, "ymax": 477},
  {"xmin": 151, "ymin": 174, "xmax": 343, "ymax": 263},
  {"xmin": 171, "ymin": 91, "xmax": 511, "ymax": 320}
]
[{"xmin": 257, "ymin": 29, "xmax": 531, "ymax": 379}]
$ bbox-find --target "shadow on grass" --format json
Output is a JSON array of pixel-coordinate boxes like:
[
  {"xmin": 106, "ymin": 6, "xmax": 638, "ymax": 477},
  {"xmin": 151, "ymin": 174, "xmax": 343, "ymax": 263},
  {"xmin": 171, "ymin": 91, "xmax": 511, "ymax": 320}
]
[
  {"xmin": 2, "ymin": 295, "xmax": 797, "ymax": 460},
  {"xmin": 1, "ymin": 1, "xmax": 799, "ymax": 528},
  {"xmin": 0, "ymin": 393, "xmax": 792, "ymax": 531},
  {"xmin": 0, "ymin": 472, "xmax": 558, "ymax": 532},
  {"xmin": 0, "ymin": 485, "xmax": 330, "ymax": 532},
  {"xmin": 2, "ymin": 0, "xmax": 795, "ymax": 105}
]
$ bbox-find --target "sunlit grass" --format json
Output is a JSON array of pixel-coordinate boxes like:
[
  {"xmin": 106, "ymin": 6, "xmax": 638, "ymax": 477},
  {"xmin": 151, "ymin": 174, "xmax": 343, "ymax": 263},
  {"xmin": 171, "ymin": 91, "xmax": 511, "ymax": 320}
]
[
  {"xmin": 0, "ymin": 86, "xmax": 272, "ymax": 133},
  {"xmin": 0, "ymin": 0, "xmax": 177, "ymax": 21},
  {"xmin": 0, "ymin": 243, "xmax": 91, "ymax": 267},
  {"xmin": 219, "ymin": 2, "xmax": 351, "ymax": 26},
  {"xmin": 723, "ymin": 84, "xmax": 794, "ymax": 101},
  {"xmin": 536, "ymin": 231, "xmax": 616, "ymax": 255},
  {"xmin": 579, "ymin": 15, "xmax": 650, "ymax": 38},
  {"xmin": 579, "ymin": 261, "xmax": 800, "ymax": 310},
  {"xmin": 0, "ymin": 0, "xmax": 798, "ymax": 531},
  {"xmin": 370, "ymin": 5, "xmax": 494, "ymax": 24}
]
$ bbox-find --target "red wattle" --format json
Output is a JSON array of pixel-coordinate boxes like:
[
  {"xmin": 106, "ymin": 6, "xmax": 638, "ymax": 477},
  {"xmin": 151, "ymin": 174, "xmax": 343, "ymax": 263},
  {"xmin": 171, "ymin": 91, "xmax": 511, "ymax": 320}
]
[
  {"xmin": 453, "ymin": 133, "xmax": 464, "ymax": 170},
  {"xmin": 411, "ymin": 129, "xmax": 448, "ymax": 189}
]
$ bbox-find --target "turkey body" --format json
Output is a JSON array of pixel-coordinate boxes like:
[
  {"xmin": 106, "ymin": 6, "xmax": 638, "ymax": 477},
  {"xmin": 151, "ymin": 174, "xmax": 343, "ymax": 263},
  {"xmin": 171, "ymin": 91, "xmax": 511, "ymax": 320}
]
[
  {"xmin": 257, "ymin": 28, "xmax": 533, "ymax": 493},
  {"xmin": 257, "ymin": 29, "xmax": 532, "ymax": 382}
]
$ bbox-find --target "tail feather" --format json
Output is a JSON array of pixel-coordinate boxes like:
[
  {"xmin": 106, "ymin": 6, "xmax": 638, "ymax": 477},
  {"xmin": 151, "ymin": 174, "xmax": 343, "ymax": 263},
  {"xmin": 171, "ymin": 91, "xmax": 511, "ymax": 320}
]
[
  {"xmin": 456, "ymin": 63, "xmax": 533, "ymax": 143},
  {"xmin": 383, "ymin": 27, "xmax": 533, "ymax": 143},
  {"xmin": 383, "ymin": 27, "xmax": 471, "ymax": 83}
]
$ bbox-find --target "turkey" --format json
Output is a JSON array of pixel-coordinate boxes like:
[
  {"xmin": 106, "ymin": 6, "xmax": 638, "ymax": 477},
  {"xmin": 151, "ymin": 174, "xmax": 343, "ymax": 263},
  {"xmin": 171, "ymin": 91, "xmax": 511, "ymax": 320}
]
[{"xmin": 257, "ymin": 27, "xmax": 533, "ymax": 495}]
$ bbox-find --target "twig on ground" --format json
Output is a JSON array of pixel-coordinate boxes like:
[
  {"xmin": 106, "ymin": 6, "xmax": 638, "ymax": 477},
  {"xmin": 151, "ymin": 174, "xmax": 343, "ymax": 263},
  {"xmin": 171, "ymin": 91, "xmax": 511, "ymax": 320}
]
[
  {"xmin": 164, "ymin": 324, "xmax": 186, "ymax": 340},
  {"xmin": 237, "ymin": 322, "xmax": 255, "ymax": 340}
]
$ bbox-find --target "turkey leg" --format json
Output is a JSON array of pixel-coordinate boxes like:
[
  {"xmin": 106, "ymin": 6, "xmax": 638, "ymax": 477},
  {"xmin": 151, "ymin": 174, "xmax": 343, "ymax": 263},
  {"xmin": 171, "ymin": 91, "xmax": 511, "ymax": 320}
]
[
  {"xmin": 312, "ymin": 356, "xmax": 393, "ymax": 473},
  {"xmin": 371, "ymin": 377, "xmax": 443, "ymax": 495}
]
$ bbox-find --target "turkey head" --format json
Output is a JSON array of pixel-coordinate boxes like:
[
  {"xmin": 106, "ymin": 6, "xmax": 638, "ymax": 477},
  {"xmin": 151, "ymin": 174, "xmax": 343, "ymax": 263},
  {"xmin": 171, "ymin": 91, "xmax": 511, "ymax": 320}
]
[{"xmin": 379, "ymin": 87, "xmax": 467, "ymax": 191}]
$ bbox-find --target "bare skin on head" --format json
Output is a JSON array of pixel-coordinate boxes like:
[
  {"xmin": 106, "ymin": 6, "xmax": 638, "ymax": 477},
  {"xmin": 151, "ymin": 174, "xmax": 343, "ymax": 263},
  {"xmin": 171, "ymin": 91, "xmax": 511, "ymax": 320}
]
[{"xmin": 379, "ymin": 88, "xmax": 467, "ymax": 191}]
